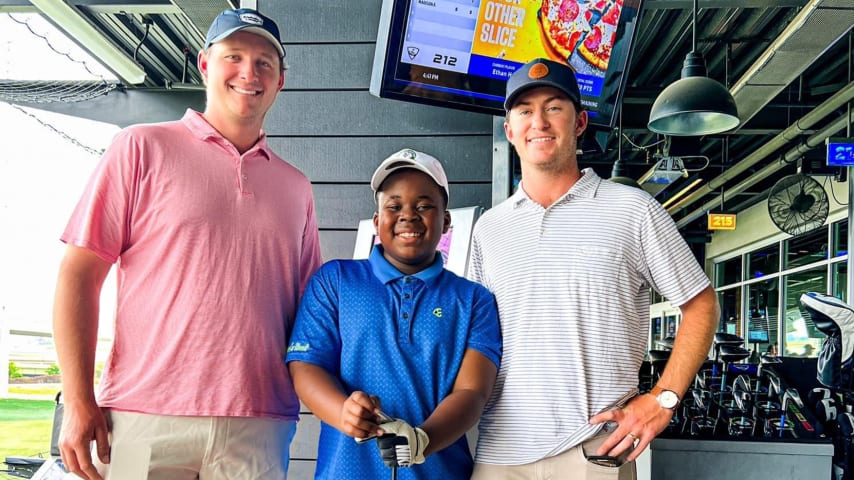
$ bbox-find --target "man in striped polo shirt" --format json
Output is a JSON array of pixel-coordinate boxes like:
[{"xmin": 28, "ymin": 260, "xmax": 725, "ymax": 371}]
[{"xmin": 467, "ymin": 58, "xmax": 719, "ymax": 479}]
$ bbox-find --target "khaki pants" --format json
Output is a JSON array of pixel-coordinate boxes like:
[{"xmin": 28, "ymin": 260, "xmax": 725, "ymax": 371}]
[
  {"xmin": 470, "ymin": 434, "xmax": 636, "ymax": 480},
  {"xmin": 93, "ymin": 410, "xmax": 296, "ymax": 480}
]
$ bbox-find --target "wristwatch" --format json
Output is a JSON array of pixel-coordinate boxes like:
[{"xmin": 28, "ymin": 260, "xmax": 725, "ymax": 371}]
[{"xmin": 650, "ymin": 386, "xmax": 680, "ymax": 410}]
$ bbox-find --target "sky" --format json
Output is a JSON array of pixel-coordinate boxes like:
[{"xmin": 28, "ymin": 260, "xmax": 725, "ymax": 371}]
[{"xmin": 0, "ymin": 13, "xmax": 120, "ymax": 342}]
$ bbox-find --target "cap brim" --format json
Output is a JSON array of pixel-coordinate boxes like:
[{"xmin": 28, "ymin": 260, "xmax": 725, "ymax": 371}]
[
  {"xmin": 207, "ymin": 26, "xmax": 285, "ymax": 58},
  {"xmin": 370, "ymin": 161, "xmax": 449, "ymax": 204},
  {"xmin": 504, "ymin": 80, "xmax": 581, "ymax": 111}
]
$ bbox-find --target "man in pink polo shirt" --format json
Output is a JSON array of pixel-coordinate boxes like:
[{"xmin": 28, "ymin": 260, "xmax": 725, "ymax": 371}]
[{"xmin": 52, "ymin": 8, "xmax": 322, "ymax": 480}]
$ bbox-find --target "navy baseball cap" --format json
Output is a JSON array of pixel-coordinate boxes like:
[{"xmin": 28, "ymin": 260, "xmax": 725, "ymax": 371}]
[
  {"xmin": 504, "ymin": 58, "xmax": 582, "ymax": 111},
  {"xmin": 205, "ymin": 8, "xmax": 285, "ymax": 60}
]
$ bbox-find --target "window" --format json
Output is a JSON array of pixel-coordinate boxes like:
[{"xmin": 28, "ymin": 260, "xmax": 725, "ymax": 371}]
[
  {"xmin": 833, "ymin": 261, "xmax": 847, "ymax": 302},
  {"xmin": 834, "ymin": 220, "xmax": 848, "ymax": 258},
  {"xmin": 711, "ymin": 216, "xmax": 843, "ymax": 359},
  {"xmin": 714, "ymin": 256, "xmax": 742, "ymax": 287},
  {"xmin": 717, "ymin": 288, "xmax": 741, "ymax": 336},
  {"xmin": 746, "ymin": 280, "xmax": 778, "ymax": 356},
  {"xmin": 746, "ymin": 244, "xmax": 780, "ymax": 279},
  {"xmin": 784, "ymin": 227, "xmax": 828, "ymax": 270},
  {"xmin": 783, "ymin": 267, "xmax": 826, "ymax": 357}
]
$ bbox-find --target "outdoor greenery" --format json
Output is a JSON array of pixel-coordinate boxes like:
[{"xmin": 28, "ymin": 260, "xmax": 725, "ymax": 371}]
[
  {"xmin": 45, "ymin": 364, "xmax": 60, "ymax": 376},
  {"xmin": 7, "ymin": 385, "xmax": 59, "ymax": 397},
  {"xmin": 7, "ymin": 362, "xmax": 22, "ymax": 379},
  {"xmin": 0, "ymin": 399, "xmax": 55, "ymax": 458}
]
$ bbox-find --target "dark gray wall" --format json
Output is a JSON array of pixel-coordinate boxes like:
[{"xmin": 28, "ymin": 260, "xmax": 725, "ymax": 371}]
[
  {"xmin": 263, "ymin": 1, "xmax": 494, "ymax": 263},
  {"xmin": 260, "ymin": 1, "xmax": 495, "ymax": 476}
]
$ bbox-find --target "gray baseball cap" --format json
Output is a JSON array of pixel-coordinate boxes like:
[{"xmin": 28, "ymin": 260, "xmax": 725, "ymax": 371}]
[{"xmin": 371, "ymin": 149, "xmax": 450, "ymax": 205}]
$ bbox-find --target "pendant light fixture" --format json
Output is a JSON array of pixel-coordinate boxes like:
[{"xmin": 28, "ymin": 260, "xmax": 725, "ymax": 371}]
[
  {"xmin": 647, "ymin": 0, "xmax": 740, "ymax": 136},
  {"xmin": 610, "ymin": 103, "xmax": 642, "ymax": 188}
]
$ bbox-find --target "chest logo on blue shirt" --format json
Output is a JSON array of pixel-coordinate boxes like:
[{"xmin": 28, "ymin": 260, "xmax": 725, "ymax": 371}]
[{"xmin": 433, "ymin": 308, "xmax": 442, "ymax": 318}]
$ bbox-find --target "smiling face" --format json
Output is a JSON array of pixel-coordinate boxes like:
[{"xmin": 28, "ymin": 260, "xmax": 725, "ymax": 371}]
[
  {"xmin": 373, "ymin": 169, "xmax": 450, "ymax": 275},
  {"xmin": 504, "ymin": 86, "xmax": 588, "ymax": 175},
  {"xmin": 198, "ymin": 30, "xmax": 284, "ymax": 132}
]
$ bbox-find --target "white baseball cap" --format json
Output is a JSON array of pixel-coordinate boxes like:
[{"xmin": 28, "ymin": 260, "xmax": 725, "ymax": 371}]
[{"xmin": 371, "ymin": 148, "xmax": 450, "ymax": 205}]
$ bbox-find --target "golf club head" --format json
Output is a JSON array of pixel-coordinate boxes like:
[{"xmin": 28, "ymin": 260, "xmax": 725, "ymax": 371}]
[
  {"xmin": 765, "ymin": 370, "xmax": 781, "ymax": 398},
  {"xmin": 719, "ymin": 344, "xmax": 751, "ymax": 364},
  {"xmin": 714, "ymin": 332, "xmax": 745, "ymax": 346},
  {"xmin": 692, "ymin": 389, "xmax": 707, "ymax": 410},
  {"xmin": 713, "ymin": 332, "xmax": 743, "ymax": 364},
  {"xmin": 783, "ymin": 388, "xmax": 804, "ymax": 409},
  {"xmin": 733, "ymin": 391, "xmax": 750, "ymax": 411},
  {"xmin": 732, "ymin": 375, "xmax": 752, "ymax": 403}
]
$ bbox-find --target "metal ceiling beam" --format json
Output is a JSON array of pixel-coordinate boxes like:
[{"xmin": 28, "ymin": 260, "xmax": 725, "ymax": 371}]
[
  {"xmin": 28, "ymin": 0, "xmax": 147, "ymax": 84},
  {"xmin": 669, "ymin": 80, "xmax": 854, "ymax": 222},
  {"xmin": 730, "ymin": 0, "xmax": 854, "ymax": 126},
  {"xmin": 675, "ymin": 112, "xmax": 852, "ymax": 228},
  {"xmin": 170, "ymin": 0, "xmax": 237, "ymax": 39}
]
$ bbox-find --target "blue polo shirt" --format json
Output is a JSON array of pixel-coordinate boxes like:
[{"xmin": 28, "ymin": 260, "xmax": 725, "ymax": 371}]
[{"xmin": 287, "ymin": 245, "xmax": 501, "ymax": 479}]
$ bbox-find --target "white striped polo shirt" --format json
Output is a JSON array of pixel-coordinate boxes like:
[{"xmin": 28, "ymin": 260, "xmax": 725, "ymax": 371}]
[{"xmin": 467, "ymin": 168, "xmax": 710, "ymax": 465}]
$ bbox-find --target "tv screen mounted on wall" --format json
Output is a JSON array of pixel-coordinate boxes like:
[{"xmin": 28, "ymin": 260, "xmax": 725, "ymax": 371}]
[{"xmin": 370, "ymin": 0, "xmax": 643, "ymax": 128}]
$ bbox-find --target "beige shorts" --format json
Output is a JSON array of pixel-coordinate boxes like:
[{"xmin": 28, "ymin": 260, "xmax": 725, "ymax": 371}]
[
  {"xmin": 471, "ymin": 433, "xmax": 636, "ymax": 480},
  {"xmin": 93, "ymin": 410, "xmax": 296, "ymax": 480}
]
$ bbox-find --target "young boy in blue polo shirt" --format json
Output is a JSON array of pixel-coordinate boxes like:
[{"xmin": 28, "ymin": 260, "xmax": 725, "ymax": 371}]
[{"xmin": 287, "ymin": 148, "xmax": 501, "ymax": 479}]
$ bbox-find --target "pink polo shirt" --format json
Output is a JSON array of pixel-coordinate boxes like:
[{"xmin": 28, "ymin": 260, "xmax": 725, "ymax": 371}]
[{"xmin": 62, "ymin": 110, "xmax": 322, "ymax": 420}]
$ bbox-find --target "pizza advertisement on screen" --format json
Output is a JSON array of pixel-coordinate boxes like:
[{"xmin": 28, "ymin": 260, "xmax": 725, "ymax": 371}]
[{"xmin": 370, "ymin": 0, "xmax": 643, "ymax": 128}]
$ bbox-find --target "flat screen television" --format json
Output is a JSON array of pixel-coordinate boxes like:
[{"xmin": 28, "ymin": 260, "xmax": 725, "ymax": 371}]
[
  {"xmin": 370, "ymin": 0, "xmax": 644, "ymax": 128},
  {"xmin": 747, "ymin": 329, "xmax": 769, "ymax": 343}
]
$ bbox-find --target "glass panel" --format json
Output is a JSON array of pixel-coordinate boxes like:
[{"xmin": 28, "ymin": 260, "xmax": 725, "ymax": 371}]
[
  {"xmin": 784, "ymin": 227, "xmax": 829, "ymax": 270},
  {"xmin": 665, "ymin": 315, "xmax": 678, "ymax": 338},
  {"xmin": 714, "ymin": 257, "xmax": 742, "ymax": 287},
  {"xmin": 833, "ymin": 261, "xmax": 847, "ymax": 302},
  {"xmin": 746, "ymin": 279, "xmax": 779, "ymax": 358},
  {"xmin": 746, "ymin": 244, "xmax": 780, "ymax": 279},
  {"xmin": 834, "ymin": 220, "xmax": 849, "ymax": 258},
  {"xmin": 652, "ymin": 316, "xmax": 662, "ymax": 339},
  {"xmin": 718, "ymin": 288, "xmax": 742, "ymax": 337},
  {"xmin": 783, "ymin": 267, "xmax": 827, "ymax": 357}
]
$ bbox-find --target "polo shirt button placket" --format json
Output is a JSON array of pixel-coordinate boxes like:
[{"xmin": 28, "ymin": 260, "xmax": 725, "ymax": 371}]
[
  {"xmin": 401, "ymin": 277, "xmax": 414, "ymax": 341},
  {"xmin": 237, "ymin": 158, "xmax": 246, "ymax": 193}
]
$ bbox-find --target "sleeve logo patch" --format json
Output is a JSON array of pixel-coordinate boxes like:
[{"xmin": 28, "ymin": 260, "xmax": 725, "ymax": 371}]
[{"xmin": 287, "ymin": 342, "xmax": 310, "ymax": 353}]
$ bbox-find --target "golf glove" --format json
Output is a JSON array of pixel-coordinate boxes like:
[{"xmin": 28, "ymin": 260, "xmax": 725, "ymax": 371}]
[{"xmin": 376, "ymin": 419, "xmax": 429, "ymax": 467}]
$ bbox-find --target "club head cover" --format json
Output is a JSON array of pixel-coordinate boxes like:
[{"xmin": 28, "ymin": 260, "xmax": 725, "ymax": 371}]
[
  {"xmin": 808, "ymin": 387, "xmax": 831, "ymax": 408},
  {"xmin": 838, "ymin": 412, "xmax": 854, "ymax": 438},
  {"xmin": 801, "ymin": 292, "xmax": 854, "ymax": 364}
]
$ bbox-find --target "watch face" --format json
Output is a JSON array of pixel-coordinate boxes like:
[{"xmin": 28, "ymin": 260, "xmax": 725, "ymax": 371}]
[{"xmin": 658, "ymin": 390, "xmax": 679, "ymax": 409}]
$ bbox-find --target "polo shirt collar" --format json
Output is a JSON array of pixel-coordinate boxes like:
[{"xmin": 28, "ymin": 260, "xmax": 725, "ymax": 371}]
[
  {"xmin": 511, "ymin": 167, "xmax": 602, "ymax": 208},
  {"xmin": 180, "ymin": 109, "xmax": 273, "ymax": 160},
  {"xmin": 368, "ymin": 245, "xmax": 444, "ymax": 284}
]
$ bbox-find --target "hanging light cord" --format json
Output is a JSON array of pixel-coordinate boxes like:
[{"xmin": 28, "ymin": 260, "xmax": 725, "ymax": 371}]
[{"xmin": 691, "ymin": 0, "xmax": 699, "ymax": 53}]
